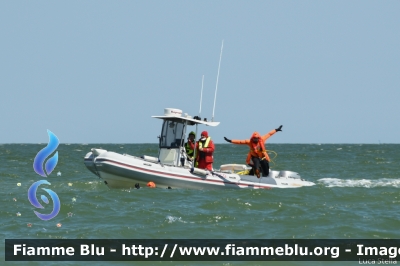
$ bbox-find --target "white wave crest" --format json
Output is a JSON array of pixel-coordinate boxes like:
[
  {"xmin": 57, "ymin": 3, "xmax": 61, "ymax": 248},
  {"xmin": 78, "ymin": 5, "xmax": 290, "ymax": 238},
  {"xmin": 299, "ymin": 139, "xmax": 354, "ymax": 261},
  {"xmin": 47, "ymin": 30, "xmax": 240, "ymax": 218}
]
[
  {"xmin": 165, "ymin": 215, "xmax": 187, "ymax": 223},
  {"xmin": 318, "ymin": 178, "xmax": 400, "ymax": 188}
]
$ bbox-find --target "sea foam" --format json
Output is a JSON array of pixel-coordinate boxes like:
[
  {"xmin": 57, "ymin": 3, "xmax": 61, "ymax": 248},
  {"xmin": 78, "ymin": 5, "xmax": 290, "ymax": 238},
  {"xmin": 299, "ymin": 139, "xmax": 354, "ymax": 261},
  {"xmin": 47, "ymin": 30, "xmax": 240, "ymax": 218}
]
[{"xmin": 318, "ymin": 178, "xmax": 400, "ymax": 188}]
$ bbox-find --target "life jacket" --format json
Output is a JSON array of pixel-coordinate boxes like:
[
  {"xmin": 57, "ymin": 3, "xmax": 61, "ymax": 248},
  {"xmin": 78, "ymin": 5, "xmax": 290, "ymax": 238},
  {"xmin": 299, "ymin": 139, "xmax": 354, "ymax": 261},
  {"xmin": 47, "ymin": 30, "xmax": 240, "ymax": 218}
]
[
  {"xmin": 249, "ymin": 132, "xmax": 268, "ymax": 160},
  {"xmin": 196, "ymin": 137, "xmax": 214, "ymax": 163},
  {"xmin": 198, "ymin": 137, "xmax": 211, "ymax": 149},
  {"xmin": 185, "ymin": 141, "xmax": 195, "ymax": 157}
]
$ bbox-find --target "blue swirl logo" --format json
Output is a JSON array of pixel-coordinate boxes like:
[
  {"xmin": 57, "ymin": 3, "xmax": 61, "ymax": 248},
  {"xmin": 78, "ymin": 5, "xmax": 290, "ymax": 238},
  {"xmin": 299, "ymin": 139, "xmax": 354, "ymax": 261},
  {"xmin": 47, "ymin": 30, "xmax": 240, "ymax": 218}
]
[
  {"xmin": 28, "ymin": 180, "xmax": 60, "ymax": 220},
  {"xmin": 28, "ymin": 130, "xmax": 61, "ymax": 221}
]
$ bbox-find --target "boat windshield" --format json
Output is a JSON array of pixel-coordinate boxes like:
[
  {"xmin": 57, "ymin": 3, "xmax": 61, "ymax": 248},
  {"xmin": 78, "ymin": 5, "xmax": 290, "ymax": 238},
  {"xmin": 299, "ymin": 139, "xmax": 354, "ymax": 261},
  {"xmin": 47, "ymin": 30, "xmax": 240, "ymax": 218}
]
[{"xmin": 159, "ymin": 120, "xmax": 185, "ymax": 148}]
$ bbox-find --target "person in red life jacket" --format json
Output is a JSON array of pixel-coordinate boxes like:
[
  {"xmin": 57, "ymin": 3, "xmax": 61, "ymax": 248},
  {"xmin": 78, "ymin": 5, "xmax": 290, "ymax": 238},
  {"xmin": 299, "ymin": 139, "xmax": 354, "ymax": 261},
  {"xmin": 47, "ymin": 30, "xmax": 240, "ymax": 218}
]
[
  {"xmin": 223, "ymin": 126, "xmax": 282, "ymax": 178},
  {"xmin": 195, "ymin": 131, "xmax": 215, "ymax": 171},
  {"xmin": 184, "ymin": 131, "xmax": 196, "ymax": 161}
]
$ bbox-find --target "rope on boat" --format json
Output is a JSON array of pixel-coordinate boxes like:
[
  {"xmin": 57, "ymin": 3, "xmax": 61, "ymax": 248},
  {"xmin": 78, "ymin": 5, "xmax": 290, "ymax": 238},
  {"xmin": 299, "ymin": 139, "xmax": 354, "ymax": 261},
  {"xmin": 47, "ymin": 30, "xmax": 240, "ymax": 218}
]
[{"xmin": 268, "ymin": 150, "xmax": 277, "ymax": 169}]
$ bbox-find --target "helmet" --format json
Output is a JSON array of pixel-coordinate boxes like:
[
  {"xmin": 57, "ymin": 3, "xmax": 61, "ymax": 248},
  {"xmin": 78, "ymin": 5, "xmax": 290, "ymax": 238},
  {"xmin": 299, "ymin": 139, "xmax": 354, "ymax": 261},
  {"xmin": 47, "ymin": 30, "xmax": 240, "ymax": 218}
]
[{"xmin": 189, "ymin": 131, "xmax": 196, "ymax": 137}]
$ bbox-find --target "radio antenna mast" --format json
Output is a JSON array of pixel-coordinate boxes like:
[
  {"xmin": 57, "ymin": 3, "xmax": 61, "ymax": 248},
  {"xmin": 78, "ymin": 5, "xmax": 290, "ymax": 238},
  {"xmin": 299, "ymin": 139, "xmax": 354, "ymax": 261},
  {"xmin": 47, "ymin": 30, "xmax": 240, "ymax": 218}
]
[
  {"xmin": 199, "ymin": 75, "xmax": 204, "ymax": 117},
  {"xmin": 212, "ymin": 40, "xmax": 224, "ymax": 122}
]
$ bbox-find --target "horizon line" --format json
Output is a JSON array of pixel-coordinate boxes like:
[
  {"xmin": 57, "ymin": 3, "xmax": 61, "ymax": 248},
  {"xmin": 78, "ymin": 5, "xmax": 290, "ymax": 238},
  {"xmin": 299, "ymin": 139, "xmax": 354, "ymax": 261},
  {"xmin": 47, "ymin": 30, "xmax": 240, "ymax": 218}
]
[{"xmin": 0, "ymin": 142, "xmax": 398, "ymax": 145}]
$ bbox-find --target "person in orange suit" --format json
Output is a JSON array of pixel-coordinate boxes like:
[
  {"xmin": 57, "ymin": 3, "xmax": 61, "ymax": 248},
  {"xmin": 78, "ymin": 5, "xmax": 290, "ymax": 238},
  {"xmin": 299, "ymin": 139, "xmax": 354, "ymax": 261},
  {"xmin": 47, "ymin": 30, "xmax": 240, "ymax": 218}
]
[
  {"xmin": 224, "ymin": 126, "xmax": 282, "ymax": 177},
  {"xmin": 195, "ymin": 131, "xmax": 215, "ymax": 171}
]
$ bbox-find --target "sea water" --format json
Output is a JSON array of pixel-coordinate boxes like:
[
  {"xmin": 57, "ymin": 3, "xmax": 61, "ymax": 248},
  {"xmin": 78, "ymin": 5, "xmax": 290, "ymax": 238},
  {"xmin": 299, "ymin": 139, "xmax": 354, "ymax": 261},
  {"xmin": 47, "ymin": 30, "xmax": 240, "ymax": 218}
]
[{"xmin": 1, "ymin": 143, "xmax": 399, "ymax": 266}]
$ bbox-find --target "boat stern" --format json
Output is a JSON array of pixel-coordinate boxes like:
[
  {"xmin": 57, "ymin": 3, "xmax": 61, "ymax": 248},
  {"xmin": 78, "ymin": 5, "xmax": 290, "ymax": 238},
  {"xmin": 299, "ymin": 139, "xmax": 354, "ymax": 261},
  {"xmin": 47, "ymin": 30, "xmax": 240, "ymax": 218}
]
[{"xmin": 276, "ymin": 170, "xmax": 315, "ymax": 187}]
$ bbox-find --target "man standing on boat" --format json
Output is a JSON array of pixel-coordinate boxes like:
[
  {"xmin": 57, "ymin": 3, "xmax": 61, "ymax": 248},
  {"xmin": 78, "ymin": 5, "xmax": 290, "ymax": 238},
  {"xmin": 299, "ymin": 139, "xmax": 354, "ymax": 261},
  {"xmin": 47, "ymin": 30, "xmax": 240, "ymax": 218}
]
[
  {"xmin": 184, "ymin": 131, "xmax": 196, "ymax": 161},
  {"xmin": 223, "ymin": 126, "xmax": 282, "ymax": 178},
  {"xmin": 195, "ymin": 131, "xmax": 215, "ymax": 170}
]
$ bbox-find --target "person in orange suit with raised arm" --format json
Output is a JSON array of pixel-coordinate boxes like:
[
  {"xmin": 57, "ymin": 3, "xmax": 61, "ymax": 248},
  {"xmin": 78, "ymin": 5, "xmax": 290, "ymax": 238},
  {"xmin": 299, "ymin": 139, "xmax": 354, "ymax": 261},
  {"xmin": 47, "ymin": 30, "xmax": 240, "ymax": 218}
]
[{"xmin": 223, "ymin": 126, "xmax": 282, "ymax": 178}]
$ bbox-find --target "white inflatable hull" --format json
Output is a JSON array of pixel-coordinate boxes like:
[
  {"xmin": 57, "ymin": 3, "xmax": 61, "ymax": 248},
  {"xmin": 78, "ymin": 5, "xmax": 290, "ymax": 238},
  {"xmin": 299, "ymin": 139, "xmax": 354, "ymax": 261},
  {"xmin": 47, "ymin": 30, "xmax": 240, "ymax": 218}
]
[{"xmin": 84, "ymin": 149, "xmax": 315, "ymax": 189}]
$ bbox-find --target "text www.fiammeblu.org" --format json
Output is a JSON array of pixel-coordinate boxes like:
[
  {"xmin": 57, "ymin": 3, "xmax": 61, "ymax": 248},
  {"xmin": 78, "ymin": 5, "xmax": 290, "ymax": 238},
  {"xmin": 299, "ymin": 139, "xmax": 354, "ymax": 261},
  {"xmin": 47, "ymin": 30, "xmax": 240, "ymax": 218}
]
[{"xmin": 122, "ymin": 244, "xmax": 340, "ymax": 258}]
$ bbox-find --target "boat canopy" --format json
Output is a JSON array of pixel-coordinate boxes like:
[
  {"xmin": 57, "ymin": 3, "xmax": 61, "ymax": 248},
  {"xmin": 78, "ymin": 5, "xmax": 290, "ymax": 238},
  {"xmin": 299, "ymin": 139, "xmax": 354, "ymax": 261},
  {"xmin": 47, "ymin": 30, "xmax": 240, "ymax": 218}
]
[{"xmin": 152, "ymin": 108, "xmax": 220, "ymax": 127}]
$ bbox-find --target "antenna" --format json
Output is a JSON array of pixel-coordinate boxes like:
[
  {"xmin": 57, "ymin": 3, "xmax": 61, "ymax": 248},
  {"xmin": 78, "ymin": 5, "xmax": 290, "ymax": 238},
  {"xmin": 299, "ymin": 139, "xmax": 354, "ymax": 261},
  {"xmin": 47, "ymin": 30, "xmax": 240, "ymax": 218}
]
[
  {"xmin": 199, "ymin": 75, "xmax": 204, "ymax": 117},
  {"xmin": 212, "ymin": 40, "xmax": 224, "ymax": 122}
]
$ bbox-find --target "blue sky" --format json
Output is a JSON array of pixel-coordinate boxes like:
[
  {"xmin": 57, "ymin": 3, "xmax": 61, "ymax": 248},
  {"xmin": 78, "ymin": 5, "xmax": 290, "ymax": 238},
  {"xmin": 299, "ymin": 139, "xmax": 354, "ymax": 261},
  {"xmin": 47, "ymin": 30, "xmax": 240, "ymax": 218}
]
[{"xmin": 1, "ymin": 1, "xmax": 399, "ymax": 144}]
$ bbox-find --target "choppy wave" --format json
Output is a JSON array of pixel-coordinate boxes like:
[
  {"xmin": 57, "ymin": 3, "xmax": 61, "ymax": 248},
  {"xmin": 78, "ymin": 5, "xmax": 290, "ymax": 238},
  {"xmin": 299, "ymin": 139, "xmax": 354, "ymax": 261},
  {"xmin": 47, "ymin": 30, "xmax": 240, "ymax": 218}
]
[
  {"xmin": 318, "ymin": 178, "xmax": 400, "ymax": 188},
  {"xmin": 165, "ymin": 215, "xmax": 187, "ymax": 223},
  {"xmin": 2, "ymin": 144, "xmax": 400, "ymax": 243}
]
